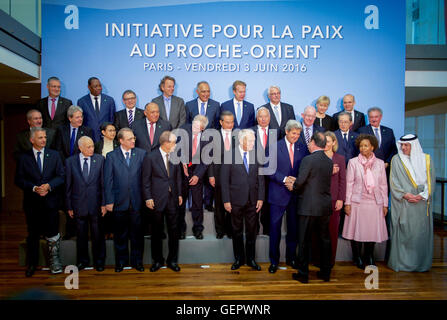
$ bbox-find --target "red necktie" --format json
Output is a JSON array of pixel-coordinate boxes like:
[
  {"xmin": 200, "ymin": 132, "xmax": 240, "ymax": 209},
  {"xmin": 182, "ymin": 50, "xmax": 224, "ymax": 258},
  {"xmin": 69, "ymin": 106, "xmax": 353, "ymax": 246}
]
[
  {"xmin": 289, "ymin": 143, "xmax": 294, "ymax": 168},
  {"xmin": 149, "ymin": 122, "xmax": 154, "ymax": 145},
  {"xmin": 224, "ymin": 132, "xmax": 230, "ymax": 151},
  {"xmin": 262, "ymin": 127, "xmax": 267, "ymax": 149},
  {"xmin": 192, "ymin": 133, "xmax": 198, "ymax": 157},
  {"xmin": 50, "ymin": 98, "xmax": 56, "ymax": 120}
]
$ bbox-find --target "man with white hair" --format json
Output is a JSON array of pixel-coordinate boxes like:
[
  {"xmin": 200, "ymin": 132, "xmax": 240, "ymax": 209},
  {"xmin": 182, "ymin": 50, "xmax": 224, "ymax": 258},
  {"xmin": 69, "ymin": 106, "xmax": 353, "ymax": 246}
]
[
  {"xmin": 258, "ymin": 86, "xmax": 295, "ymax": 140},
  {"xmin": 298, "ymin": 106, "xmax": 324, "ymax": 154},
  {"xmin": 221, "ymin": 129, "xmax": 265, "ymax": 271},
  {"xmin": 388, "ymin": 134, "xmax": 435, "ymax": 272},
  {"xmin": 65, "ymin": 136, "xmax": 106, "ymax": 271}
]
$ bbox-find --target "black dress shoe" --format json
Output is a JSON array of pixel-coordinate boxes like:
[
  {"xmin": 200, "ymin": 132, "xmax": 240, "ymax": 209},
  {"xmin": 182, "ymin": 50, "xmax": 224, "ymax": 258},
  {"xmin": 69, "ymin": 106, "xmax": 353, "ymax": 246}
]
[
  {"xmin": 77, "ymin": 263, "xmax": 88, "ymax": 271},
  {"xmin": 247, "ymin": 260, "xmax": 261, "ymax": 271},
  {"xmin": 95, "ymin": 265, "xmax": 105, "ymax": 272},
  {"xmin": 179, "ymin": 232, "xmax": 186, "ymax": 240},
  {"xmin": 216, "ymin": 233, "xmax": 224, "ymax": 239},
  {"xmin": 115, "ymin": 264, "xmax": 124, "ymax": 272},
  {"xmin": 268, "ymin": 264, "xmax": 278, "ymax": 273},
  {"xmin": 167, "ymin": 262, "xmax": 181, "ymax": 272},
  {"xmin": 150, "ymin": 262, "xmax": 163, "ymax": 272},
  {"xmin": 205, "ymin": 205, "xmax": 214, "ymax": 212},
  {"xmin": 292, "ymin": 272, "xmax": 308, "ymax": 284},
  {"xmin": 231, "ymin": 260, "xmax": 242, "ymax": 270},
  {"xmin": 354, "ymin": 257, "xmax": 365, "ymax": 269},
  {"xmin": 316, "ymin": 271, "xmax": 330, "ymax": 282},
  {"xmin": 194, "ymin": 232, "xmax": 203, "ymax": 240},
  {"xmin": 25, "ymin": 266, "xmax": 36, "ymax": 277},
  {"xmin": 133, "ymin": 264, "xmax": 145, "ymax": 272},
  {"xmin": 287, "ymin": 260, "xmax": 299, "ymax": 270}
]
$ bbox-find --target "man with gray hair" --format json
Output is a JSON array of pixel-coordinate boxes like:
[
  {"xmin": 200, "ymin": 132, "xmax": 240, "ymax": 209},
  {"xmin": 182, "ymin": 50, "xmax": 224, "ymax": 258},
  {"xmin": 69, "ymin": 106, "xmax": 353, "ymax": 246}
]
[
  {"xmin": 221, "ymin": 129, "xmax": 265, "ymax": 271},
  {"xmin": 15, "ymin": 127, "xmax": 65, "ymax": 277},
  {"xmin": 258, "ymin": 85, "xmax": 296, "ymax": 140},
  {"xmin": 298, "ymin": 106, "xmax": 324, "ymax": 154},
  {"xmin": 185, "ymin": 81, "xmax": 221, "ymax": 129},
  {"xmin": 65, "ymin": 136, "xmax": 106, "ymax": 271}
]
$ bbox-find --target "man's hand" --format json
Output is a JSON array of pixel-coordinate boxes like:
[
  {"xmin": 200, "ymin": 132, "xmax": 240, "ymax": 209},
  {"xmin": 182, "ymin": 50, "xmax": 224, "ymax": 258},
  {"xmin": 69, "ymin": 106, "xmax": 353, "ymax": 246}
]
[
  {"xmin": 335, "ymin": 200, "xmax": 343, "ymax": 211},
  {"xmin": 146, "ymin": 199, "xmax": 155, "ymax": 210},
  {"xmin": 285, "ymin": 179, "xmax": 294, "ymax": 191},
  {"xmin": 209, "ymin": 177, "xmax": 216, "ymax": 188},
  {"xmin": 256, "ymin": 200, "xmax": 263, "ymax": 213},
  {"xmin": 105, "ymin": 204, "xmax": 114, "ymax": 212},
  {"xmin": 68, "ymin": 210, "xmax": 74, "ymax": 218},
  {"xmin": 189, "ymin": 175, "xmax": 199, "ymax": 186},
  {"xmin": 224, "ymin": 202, "xmax": 232, "ymax": 213},
  {"xmin": 344, "ymin": 205, "xmax": 351, "ymax": 216},
  {"xmin": 183, "ymin": 164, "xmax": 189, "ymax": 177},
  {"xmin": 101, "ymin": 206, "xmax": 107, "ymax": 217},
  {"xmin": 179, "ymin": 196, "xmax": 183, "ymax": 206}
]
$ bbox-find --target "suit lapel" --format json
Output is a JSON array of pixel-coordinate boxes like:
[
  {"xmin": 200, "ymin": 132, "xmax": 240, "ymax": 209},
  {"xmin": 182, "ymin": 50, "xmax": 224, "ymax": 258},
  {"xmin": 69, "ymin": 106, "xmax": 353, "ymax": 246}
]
[
  {"xmin": 87, "ymin": 156, "xmax": 98, "ymax": 184},
  {"xmin": 41, "ymin": 150, "xmax": 51, "ymax": 176},
  {"xmin": 75, "ymin": 156, "xmax": 87, "ymax": 183},
  {"xmin": 55, "ymin": 98, "xmax": 66, "ymax": 119},
  {"xmin": 86, "ymin": 96, "xmax": 97, "ymax": 119},
  {"xmin": 168, "ymin": 97, "xmax": 175, "ymax": 122},
  {"xmin": 156, "ymin": 149, "xmax": 169, "ymax": 178},
  {"xmin": 128, "ymin": 149, "xmax": 137, "ymax": 170}
]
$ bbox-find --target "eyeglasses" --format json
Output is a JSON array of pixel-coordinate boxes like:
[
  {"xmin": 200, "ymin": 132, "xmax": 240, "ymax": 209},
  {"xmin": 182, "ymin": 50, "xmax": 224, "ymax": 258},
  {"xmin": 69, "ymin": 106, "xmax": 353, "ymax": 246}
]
[{"xmin": 124, "ymin": 97, "xmax": 136, "ymax": 101}]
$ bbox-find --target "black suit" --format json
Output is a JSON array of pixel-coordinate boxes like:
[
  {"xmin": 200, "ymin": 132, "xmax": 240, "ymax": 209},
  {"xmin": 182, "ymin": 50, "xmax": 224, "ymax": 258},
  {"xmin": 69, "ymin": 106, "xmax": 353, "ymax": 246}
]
[
  {"xmin": 292, "ymin": 150, "xmax": 333, "ymax": 278},
  {"xmin": 131, "ymin": 118, "xmax": 172, "ymax": 153},
  {"xmin": 15, "ymin": 148, "xmax": 65, "ymax": 267},
  {"xmin": 114, "ymin": 108, "xmax": 145, "ymax": 132},
  {"xmin": 258, "ymin": 102, "xmax": 296, "ymax": 140},
  {"xmin": 94, "ymin": 139, "xmax": 120, "ymax": 156},
  {"xmin": 221, "ymin": 148, "xmax": 265, "ymax": 263},
  {"xmin": 14, "ymin": 128, "xmax": 56, "ymax": 161},
  {"xmin": 142, "ymin": 149, "xmax": 182, "ymax": 264},
  {"xmin": 332, "ymin": 109, "xmax": 366, "ymax": 132},
  {"xmin": 55, "ymin": 124, "xmax": 94, "ymax": 162},
  {"xmin": 37, "ymin": 96, "xmax": 73, "ymax": 130}
]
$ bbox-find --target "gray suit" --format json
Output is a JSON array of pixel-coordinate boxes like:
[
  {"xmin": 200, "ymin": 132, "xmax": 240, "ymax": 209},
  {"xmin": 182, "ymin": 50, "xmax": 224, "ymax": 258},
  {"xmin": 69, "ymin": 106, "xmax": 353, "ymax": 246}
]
[{"xmin": 152, "ymin": 95, "xmax": 186, "ymax": 129}]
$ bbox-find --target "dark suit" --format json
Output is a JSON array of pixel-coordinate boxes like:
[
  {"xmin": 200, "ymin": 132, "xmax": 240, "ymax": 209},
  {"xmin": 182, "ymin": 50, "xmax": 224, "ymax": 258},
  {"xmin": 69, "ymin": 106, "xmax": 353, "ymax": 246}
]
[
  {"xmin": 77, "ymin": 94, "xmax": 116, "ymax": 142},
  {"xmin": 358, "ymin": 124, "xmax": 397, "ymax": 165},
  {"xmin": 221, "ymin": 99, "xmax": 255, "ymax": 129},
  {"xmin": 114, "ymin": 107, "xmax": 145, "ymax": 132},
  {"xmin": 185, "ymin": 98, "xmax": 221, "ymax": 129},
  {"xmin": 259, "ymin": 102, "xmax": 296, "ymax": 140},
  {"xmin": 152, "ymin": 95, "xmax": 186, "ymax": 129},
  {"xmin": 268, "ymin": 138, "xmax": 306, "ymax": 265},
  {"xmin": 298, "ymin": 124, "xmax": 324, "ymax": 156},
  {"xmin": 334, "ymin": 129, "xmax": 359, "ymax": 167},
  {"xmin": 292, "ymin": 150, "xmax": 333, "ymax": 278},
  {"xmin": 37, "ymin": 96, "xmax": 73, "ymax": 130},
  {"xmin": 65, "ymin": 154, "xmax": 105, "ymax": 266},
  {"xmin": 14, "ymin": 128, "xmax": 56, "ymax": 161},
  {"xmin": 15, "ymin": 148, "xmax": 65, "ymax": 267},
  {"xmin": 221, "ymin": 148, "xmax": 265, "ymax": 263},
  {"xmin": 332, "ymin": 109, "xmax": 366, "ymax": 132},
  {"xmin": 142, "ymin": 149, "xmax": 182, "ymax": 264},
  {"xmin": 104, "ymin": 147, "xmax": 147, "ymax": 266},
  {"xmin": 55, "ymin": 124, "xmax": 94, "ymax": 162},
  {"xmin": 131, "ymin": 118, "xmax": 172, "ymax": 153}
]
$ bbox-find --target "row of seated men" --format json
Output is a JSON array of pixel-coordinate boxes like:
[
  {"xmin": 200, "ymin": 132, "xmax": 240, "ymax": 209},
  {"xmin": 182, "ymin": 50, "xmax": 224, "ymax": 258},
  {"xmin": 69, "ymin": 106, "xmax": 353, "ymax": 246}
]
[{"xmin": 15, "ymin": 75, "xmax": 397, "ymax": 278}]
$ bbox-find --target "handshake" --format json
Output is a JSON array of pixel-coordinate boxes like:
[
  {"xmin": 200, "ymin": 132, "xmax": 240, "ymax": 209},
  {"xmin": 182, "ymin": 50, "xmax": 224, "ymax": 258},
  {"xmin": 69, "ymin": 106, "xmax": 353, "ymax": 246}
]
[{"xmin": 284, "ymin": 176, "xmax": 296, "ymax": 191}]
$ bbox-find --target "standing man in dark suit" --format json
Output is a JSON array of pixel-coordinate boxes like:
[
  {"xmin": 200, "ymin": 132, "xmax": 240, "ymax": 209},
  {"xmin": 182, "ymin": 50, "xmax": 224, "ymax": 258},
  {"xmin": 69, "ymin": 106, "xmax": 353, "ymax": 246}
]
[
  {"xmin": 268, "ymin": 120, "xmax": 306, "ymax": 273},
  {"xmin": 15, "ymin": 127, "xmax": 65, "ymax": 277},
  {"xmin": 259, "ymin": 85, "xmax": 296, "ymax": 140},
  {"xmin": 332, "ymin": 94, "xmax": 366, "ymax": 132},
  {"xmin": 14, "ymin": 109, "xmax": 56, "ymax": 161},
  {"xmin": 104, "ymin": 128, "xmax": 147, "ymax": 272},
  {"xmin": 208, "ymin": 111, "xmax": 235, "ymax": 239},
  {"xmin": 65, "ymin": 136, "xmax": 106, "ymax": 272},
  {"xmin": 221, "ymin": 129, "xmax": 265, "ymax": 271},
  {"xmin": 77, "ymin": 77, "xmax": 116, "ymax": 143},
  {"xmin": 334, "ymin": 112, "xmax": 359, "ymax": 167},
  {"xmin": 152, "ymin": 76, "xmax": 186, "ymax": 129},
  {"xmin": 221, "ymin": 80, "xmax": 255, "ymax": 129},
  {"xmin": 142, "ymin": 131, "xmax": 183, "ymax": 272},
  {"xmin": 185, "ymin": 81, "xmax": 221, "ymax": 129},
  {"xmin": 114, "ymin": 89, "xmax": 145, "ymax": 132},
  {"xmin": 36, "ymin": 76, "xmax": 73, "ymax": 130},
  {"xmin": 286, "ymin": 131, "xmax": 333, "ymax": 283},
  {"xmin": 298, "ymin": 106, "xmax": 324, "ymax": 154}
]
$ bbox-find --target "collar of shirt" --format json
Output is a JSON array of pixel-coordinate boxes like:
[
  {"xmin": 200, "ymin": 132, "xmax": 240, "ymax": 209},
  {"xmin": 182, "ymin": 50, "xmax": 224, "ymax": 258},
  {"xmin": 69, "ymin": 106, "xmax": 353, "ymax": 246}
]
[
  {"xmin": 198, "ymin": 98, "xmax": 208, "ymax": 107},
  {"xmin": 163, "ymin": 95, "xmax": 171, "ymax": 102},
  {"xmin": 233, "ymin": 98, "xmax": 243, "ymax": 107},
  {"xmin": 90, "ymin": 93, "xmax": 101, "ymax": 103},
  {"xmin": 48, "ymin": 96, "xmax": 59, "ymax": 111},
  {"xmin": 146, "ymin": 118, "xmax": 156, "ymax": 126},
  {"xmin": 33, "ymin": 147, "xmax": 44, "ymax": 158},
  {"xmin": 304, "ymin": 124, "xmax": 313, "ymax": 131},
  {"xmin": 70, "ymin": 124, "xmax": 78, "ymax": 133},
  {"xmin": 126, "ymin": 106, "xmax": 136, "ymax": 115},
  {"xmin": 221, "ymin": 129, "xmax": 232, "ymax": 141},
  {"xmin": 341, "ymin": 129, "xmax": 350, "ymax": 135},
  {"xmin": 238, "ymin": 145, "xmax": 249, "ymax": 163},
  {"xmin": 79, "ymin": 153, "xmax": 90, "ymax": 165},
  {"xmin": 159, "ymin": 147, "xmax": 168, "ymax": 159},
  {"xmin": 270, "ymin": 102, "xmax": 281, "ymax": 109},
  {"xmin": 120, "ymin": 146, "xmax": 131, "ymax": 158},
  {"xmin": 285, "ymin": 137, "xmax": 294, "ymax": 153},
  {"xmin": 371, "ymin": 125, "xmax": 380, "ymax": 131}
]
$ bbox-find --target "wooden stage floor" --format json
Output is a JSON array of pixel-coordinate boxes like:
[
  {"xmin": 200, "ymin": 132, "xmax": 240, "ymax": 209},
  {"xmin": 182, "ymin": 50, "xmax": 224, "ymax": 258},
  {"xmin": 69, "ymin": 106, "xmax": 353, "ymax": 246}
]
[{"xmin": 1, "ymin": 210, "xmax": 446, "ymax": 300}]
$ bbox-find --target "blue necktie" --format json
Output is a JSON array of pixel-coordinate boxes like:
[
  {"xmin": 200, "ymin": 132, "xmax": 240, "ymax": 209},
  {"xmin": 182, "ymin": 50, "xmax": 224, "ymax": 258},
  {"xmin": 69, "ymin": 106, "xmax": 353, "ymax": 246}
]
[
  {"xmin": 128, "ymin": 109, "xmax": 133, "ymax": 125},
  {"xmin": 82, "ymin": 158, "xmax": 89, "ymax": 180},
  {"xmin": 36, "ymin": 151, "xmax": 42, "ymax": 173},
  {"xmin": 200, "ymin": 102, "xmax": 205, "ymax": 116},
  {"xmin": 164, "ymin": 97, "xmax": 171, "ymax": 120},
  {"xmin": 243, "ymin": 152, "xmax": 249, "ymax": 173},
  {"xmin": 70, "ymin": 128, "xmax": 76, "ymax": 156},
  {"xmin": 236, "ymin": 102, "xmax": 242, "ymax": 125},
  {"xmin": 125, "ymin": 152, "xmax": 130, "ymax": 166}
]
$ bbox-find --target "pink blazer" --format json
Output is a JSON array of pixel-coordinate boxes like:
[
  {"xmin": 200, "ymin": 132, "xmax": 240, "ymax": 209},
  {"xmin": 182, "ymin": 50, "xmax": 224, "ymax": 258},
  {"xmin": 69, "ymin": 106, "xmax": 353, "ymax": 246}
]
[{"xmin": 345, "ymin": 156, "xmax": 388, "ymax": 206}]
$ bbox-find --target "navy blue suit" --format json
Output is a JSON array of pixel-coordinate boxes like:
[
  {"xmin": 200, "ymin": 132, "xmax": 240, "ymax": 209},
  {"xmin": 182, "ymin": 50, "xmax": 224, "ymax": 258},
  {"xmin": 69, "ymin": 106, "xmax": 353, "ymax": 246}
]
[
  {"xmin": 332, "ymin": 109, "xmax": 366, "ymax": 132},
  {"xmin": 221, "ymin": 99, "xmax": 255, "ymax": 129},
  {"xmin": 268, "ymin": 138, "xmax": 306, "ymax": 265},
  {"xmin": 185, "ymin": 98, "xmax": 221, "ymax": 129},
  {"xmin": 258, "ymin": 102, "xmax": 296, "ymax": 140},
  {"xmin": 15, "ymin": 148, "xmax": 65, "ymax": 267},
  {"xmin": 334, "ymin": 129, "xmax": 359, "ymax": 167},
  {"xmin": 298, "ymin": 124, "xmax": 324, "ymax": 156},
  {"xmin": 77, "ymin": 94, "xmax": 116, "ymax": 143},
  {"xmin": 104, "ymin": 147, "xmax": 147, "ymax": 266},
  {"xmin": 55, "ymin": 124, "xmax": 94, "ymax": 162},
  {"xmin": 131, "ymin": 118, "xmax": 172, "ymax": 153},
  {"xmin": 65, "ymin": 154, "xmax": 105, "ymax": 266},
  {"xmin": 358, "ymin": 124, "xmax": 397, "ymax": 165}
]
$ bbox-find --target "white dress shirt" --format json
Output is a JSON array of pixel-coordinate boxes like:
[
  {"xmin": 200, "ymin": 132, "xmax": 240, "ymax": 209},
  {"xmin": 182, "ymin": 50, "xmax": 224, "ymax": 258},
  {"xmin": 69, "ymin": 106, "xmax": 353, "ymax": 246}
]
[
  {"xmin": 197, "ymin": 98, "xmax": 208, "ymax": 115},
  {"xmin": 257, "ymin": 125, "xmax": 269, "ymax": 149},
  {"xmin": 90, "ymin": 93, "xmax": 101, "ymax": 111}
]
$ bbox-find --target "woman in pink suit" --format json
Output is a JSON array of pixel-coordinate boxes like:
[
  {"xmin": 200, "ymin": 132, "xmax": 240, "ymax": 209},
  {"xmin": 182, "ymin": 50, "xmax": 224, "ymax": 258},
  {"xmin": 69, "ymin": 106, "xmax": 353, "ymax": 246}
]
[{"xmin": 342, "ymin": 134, "xmax": 388, "ymax": 268}]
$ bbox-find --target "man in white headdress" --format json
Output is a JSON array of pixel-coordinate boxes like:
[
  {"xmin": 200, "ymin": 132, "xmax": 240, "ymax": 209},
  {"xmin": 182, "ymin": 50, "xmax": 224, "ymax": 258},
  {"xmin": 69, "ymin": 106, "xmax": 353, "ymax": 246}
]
[{"xmin": 388, "ymin": 134, "xmax": 435, "ymax": 272}]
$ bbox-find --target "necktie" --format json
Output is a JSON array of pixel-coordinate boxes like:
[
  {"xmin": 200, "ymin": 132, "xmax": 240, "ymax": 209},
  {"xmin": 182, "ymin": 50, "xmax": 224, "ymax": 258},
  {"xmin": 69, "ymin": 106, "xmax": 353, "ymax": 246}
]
[
  {"xmin": 50, "ymin": 98, "xmax": 56, "ymax": 120},
  {"xmin": 289, "ymin": 143, "xmax": 294, "ymax": 168},
  {"xmin": 70, "ymin": 128, "xmax": 76, "ymax": 156},
  {"xmin": 273, "ymin": 105, "xmax": 281, "ymax": 124},
  {"xmin": 374, "ymin": 127, "xmax": 381, "ymax": 147},
  {"xmin": 192, "ymin": 133, "xmax": 198, "ymax": 157},
  {"xmin": 224, "ymin": 132, "xmax": 230, "ymax": 151},
  {"xmin": 165, "ymin": 153, "xmax": 170, "ymax": 177},
  {"xmin": 236, "ymin": 102, "xmax": 242, "ymax": 125},
  {"xmin": 36, "ymin": 151, "xmax": 42, "ymax": 173},
  {"xmin": 149, "ymin": 122, "xmax": 155, "ymax": 145},
  {"xmin": 164, "ymin": 97, "xmax": 171, "ymax": 120},
  {"xmin": 343, "ymin": 133, "xmax": 348, "ymax": 146},
  {"xmin": 200, "ymin": 102, "xmax": 205, "ymax": 116},
  {"xmin": 243, "ymin": 152, "xmax": 249, "ymax": 173},
  {"xmin": 305, "ymin": 127, "xmax": 310, "ymax": 144},
  {"xmin": 82, "ymin": 158, "xmax": 89, "ymax": 180},
  {"xmin": 125, "ymin": 152, "xmax": 130, "ymax": 166},
  {"xmin": 94, "ymin": 96, "xmax": 100, "ymax": 115},
  {"xmin": 262, "ymin": 127, "xmax": 267, "ymax": 149},
  {"xmin": 128, "ymin": 109, "xmax": 133, "ymax": 125}
]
